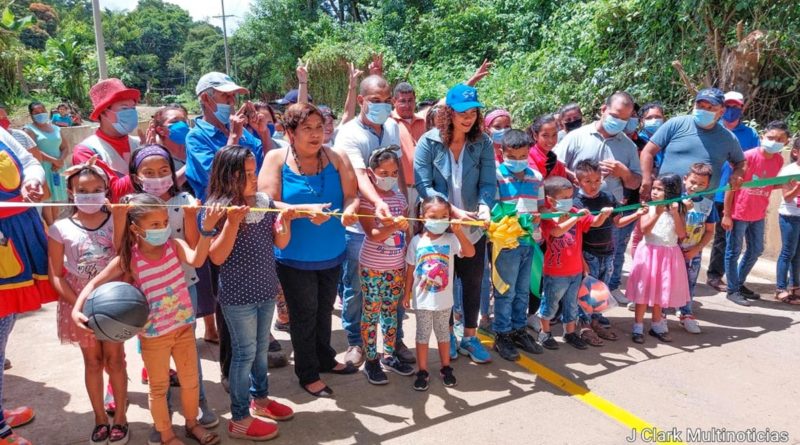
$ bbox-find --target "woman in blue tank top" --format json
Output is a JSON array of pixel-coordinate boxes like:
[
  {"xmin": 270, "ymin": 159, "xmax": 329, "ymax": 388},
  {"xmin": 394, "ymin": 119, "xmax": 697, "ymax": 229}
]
[{"xmin": 258, "ymin": 103, "xmax": 360, "ymax": 397}]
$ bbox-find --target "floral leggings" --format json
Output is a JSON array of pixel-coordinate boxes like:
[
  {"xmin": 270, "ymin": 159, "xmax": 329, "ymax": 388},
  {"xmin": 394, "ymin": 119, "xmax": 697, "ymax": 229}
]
[{"xmin": 360, "ymin": 267, "xmax": 404, "ymax": 361}]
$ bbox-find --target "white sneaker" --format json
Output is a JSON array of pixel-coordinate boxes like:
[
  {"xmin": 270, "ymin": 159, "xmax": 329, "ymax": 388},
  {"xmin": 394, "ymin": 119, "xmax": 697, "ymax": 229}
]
[
  {"xmin": 611, "ymin": 289, "xmax": 630, "ymax": 305},
  {"xmin": 679, "ymin": 315, "xmax": 702, "ymax": 334},
  {"xmin": 527, "ymin": 314, "xmax": 541, "ymax": 333},
  {"xmin": 344, "ymin": 345, "xmax": 365, "ymax": 367},
  {"xmin": 626, "ymin": 302, "xmax": 636, "ymax": 312}
]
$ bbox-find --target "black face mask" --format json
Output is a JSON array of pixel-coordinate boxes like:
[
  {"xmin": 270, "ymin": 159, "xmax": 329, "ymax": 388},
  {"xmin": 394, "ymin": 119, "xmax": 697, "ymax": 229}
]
[{"xmin": 564, "ymin": 118, "xmax": 583, "ymax": 132}]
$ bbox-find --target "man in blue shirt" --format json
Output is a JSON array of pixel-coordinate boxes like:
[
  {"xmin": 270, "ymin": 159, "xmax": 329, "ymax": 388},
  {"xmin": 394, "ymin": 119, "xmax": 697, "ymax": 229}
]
[
  {"xmin": 706, "ymin": 91, "xmax": 759, "ymax": 291},
  {"xmin": 186, "ymin": 72, "xmax": 271, "ymax": 201}
]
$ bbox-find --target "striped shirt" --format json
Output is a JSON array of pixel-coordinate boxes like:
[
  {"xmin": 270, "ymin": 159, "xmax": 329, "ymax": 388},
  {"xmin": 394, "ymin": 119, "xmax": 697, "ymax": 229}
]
[
  {"xmin": 133, "ymin": 240, "xmax": 195, "ymax": 338},
  {"xmin": 359, "ymin": 191, "xmax": 408, "ymax": 270},
  {"xmin": 495, "ymin": 163, "xmax": 544, "ymax": 243}
]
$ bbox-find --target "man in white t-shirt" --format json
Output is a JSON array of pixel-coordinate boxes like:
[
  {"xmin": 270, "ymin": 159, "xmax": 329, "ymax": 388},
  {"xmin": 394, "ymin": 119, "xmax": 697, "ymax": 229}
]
[{"xmin": 334, "ymin": 75, "xmax": 412, "ymax": 367}]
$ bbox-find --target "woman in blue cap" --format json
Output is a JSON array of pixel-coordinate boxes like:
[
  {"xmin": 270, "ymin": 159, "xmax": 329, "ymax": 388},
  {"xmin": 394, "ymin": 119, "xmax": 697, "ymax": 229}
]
[{"xmin": 413, "ymin": 84, "xmax": 496, "ymax": 364}]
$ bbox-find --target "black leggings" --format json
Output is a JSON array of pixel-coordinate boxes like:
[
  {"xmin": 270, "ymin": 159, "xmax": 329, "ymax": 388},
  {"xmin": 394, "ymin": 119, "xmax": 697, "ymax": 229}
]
[{"xmin": 452, "ymin": 236, "xmax": 487, "ymax": 329}]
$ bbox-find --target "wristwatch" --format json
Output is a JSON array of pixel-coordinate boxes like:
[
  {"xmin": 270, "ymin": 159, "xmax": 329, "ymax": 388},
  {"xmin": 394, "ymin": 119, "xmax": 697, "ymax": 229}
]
[{"xmin": 196, "ymin": 211, "xmax": 220, "ymax": 237}]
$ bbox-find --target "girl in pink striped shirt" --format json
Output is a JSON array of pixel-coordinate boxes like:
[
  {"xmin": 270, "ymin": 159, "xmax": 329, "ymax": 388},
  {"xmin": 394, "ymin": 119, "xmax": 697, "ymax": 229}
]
[
  {"xmin": 73, "ymin": 193, "xmax": 225, "ymax": 445},
  {"xmin": 358, "ymin": 147, "xmax": 413, "ymax": 384}
]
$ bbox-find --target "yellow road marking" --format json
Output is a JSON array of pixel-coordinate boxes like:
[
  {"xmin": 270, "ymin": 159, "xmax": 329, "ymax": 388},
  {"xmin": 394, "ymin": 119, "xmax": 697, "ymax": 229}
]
[{"xmin": 477, "ymin": 333, "xmax": 685, "ymax": 445}]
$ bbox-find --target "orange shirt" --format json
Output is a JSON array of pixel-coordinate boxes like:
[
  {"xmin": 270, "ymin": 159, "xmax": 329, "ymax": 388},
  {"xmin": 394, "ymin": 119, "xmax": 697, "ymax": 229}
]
[{"xmin": 391, "ymin": 110, "xmax": 426, "ymax": 185}]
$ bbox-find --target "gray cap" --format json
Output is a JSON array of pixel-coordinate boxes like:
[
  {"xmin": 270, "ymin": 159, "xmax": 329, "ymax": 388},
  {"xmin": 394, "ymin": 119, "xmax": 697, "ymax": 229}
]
[{"xmin": 195, "ymin": 72, "xmax": 248, "ymax": 96}]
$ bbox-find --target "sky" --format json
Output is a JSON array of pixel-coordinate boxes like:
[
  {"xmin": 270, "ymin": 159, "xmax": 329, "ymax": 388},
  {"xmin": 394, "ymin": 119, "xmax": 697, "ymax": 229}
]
[{"xmin": 100, "ymin": 0, "xmax": 252, "ymax": 33}]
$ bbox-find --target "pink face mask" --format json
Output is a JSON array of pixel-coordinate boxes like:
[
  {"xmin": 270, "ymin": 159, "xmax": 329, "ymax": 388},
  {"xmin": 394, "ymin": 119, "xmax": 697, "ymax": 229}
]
[
  {"xmin": 139, "ymin": 175, "xmax": 173, "ymax": 196},
  {"xmin": 74, "ymin": 192, "xmax": 106, "ymax": 214}
]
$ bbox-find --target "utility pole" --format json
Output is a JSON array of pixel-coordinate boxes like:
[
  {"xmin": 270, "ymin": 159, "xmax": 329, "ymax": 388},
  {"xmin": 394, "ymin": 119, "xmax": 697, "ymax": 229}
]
[
  {"xmin": 213, "ymin": 0, "xmax": 235, "ymax": 75},
  {"xmin": 91, "ymin": 0, "xmax": 108, "ymax": 80}
]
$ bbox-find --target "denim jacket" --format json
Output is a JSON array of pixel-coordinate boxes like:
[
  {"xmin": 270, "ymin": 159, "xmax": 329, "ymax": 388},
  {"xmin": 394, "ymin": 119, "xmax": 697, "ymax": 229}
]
[{"xmin": 413, "ymin": 128, "xmax": 496, "ymax": 211}]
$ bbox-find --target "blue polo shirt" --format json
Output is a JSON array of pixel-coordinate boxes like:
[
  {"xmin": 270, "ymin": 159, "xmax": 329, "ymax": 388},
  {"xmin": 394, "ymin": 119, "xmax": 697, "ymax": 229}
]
[
  {"xmin": 185, "ymin": 117, "xmax": 264, "ymax": 201},
  {"xmin": 713, "ymin": 121, "xmax": 759, "ymax": 202}
]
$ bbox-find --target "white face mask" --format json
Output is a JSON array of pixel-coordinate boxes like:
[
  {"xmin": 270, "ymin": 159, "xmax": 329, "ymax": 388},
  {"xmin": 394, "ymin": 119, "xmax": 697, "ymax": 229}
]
[
  {"xmin": 373, "ymin": 175, "xmax": 398, "ymax": 192},
  {"xmin": 74, "ymin": 192, "xmax": 106, "ymax": 214},
  {"xmin": 138, "ymin": 175, "xmax": 174, "ymax": 196}
]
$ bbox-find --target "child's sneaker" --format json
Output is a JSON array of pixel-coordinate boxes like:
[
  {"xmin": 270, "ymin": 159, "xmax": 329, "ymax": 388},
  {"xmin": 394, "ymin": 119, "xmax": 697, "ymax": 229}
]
[
  {"xmin": 250, "ymin": 398, "xmax": 294, "ymax": 421},
  {"xmin": 1, "ymin": 407, "xmax": 34, "ymax": 428},
  {"xmin": 493, "ymin": 332, "xmax": 520, "ymax": 361},
  {"xmin": 679, "ymin": 315, "xmax": 702, "ymax": 334},
  {"xmin": 627, "ymin": 302, "xmax": 636, "ymax": 311},
  {"xmin": 381, "ymin": 356, "xmax": 414, "ymax": 376},
  {"xmin": 440, "ymin": 366, "xmax": 457, "ymax": 387},
  {"xmin": 539, "ymin": 332, "xmax": 559, "ymax": 350},
  {"xmin": 413, "ymin": 370, "xmax": 430, "ymax": 391},
  {"xmin": 449, "ymin": 332, "xmax": 459, "ymax": 360},
  {"xmin": 458, "ymin": 336, "xmax": 492, "ymax": 363},
  {"xmin": 563, "ymin": 332, "xmax": 588, "ymax": 350},
  {"xmin": 512, "ymin": 328, "xmax": 543, "ymax": 354},
  {"xmin": 363, "ymin": 359, "xmax": 388, "ymax": 385},
  {"xmin": 228, "ymin": 418, "xmax": 278, "ymax": 441},
  {"xmin": 90, "ymin": 424, "xmax": 110, "ymax": 445},
  {"xmin": 0, "ymin": 432, "xmax": 32, "ymax": 445},
  {"xmin": 198, "ymin": 399, "xmax": 219, "ymax": 428}
]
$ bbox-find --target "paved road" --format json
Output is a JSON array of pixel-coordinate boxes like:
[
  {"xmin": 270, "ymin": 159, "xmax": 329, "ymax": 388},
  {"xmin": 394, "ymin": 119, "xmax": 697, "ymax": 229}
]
[{"xmin": 6, "ymin": 257, "xmax": 800, "ymax": 445}]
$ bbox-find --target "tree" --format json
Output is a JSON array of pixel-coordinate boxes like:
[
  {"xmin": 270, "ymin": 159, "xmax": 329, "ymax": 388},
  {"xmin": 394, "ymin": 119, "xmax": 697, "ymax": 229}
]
[{"xmin": 172, "ymin": 22, "xmax": 226, "ymax": 92}]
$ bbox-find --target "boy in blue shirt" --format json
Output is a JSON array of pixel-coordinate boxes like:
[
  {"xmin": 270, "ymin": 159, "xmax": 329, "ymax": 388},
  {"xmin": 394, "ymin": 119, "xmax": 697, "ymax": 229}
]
[{"xmin": 492, "ymin": 130, "xmax": 545, "ymax": 361}]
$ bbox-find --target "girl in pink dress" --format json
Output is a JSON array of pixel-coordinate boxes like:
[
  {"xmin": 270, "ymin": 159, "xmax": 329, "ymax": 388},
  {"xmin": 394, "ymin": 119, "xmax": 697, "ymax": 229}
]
[{"xmin": 627, "ymin": 173, "xmax": 690, "ymax": 344}]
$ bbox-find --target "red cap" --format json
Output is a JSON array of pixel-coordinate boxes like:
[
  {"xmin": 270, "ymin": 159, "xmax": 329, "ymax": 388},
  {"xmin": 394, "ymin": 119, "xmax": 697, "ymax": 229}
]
[{"xmin": 89, "ymin": 78, "xmax": 141, "ymax": 121}]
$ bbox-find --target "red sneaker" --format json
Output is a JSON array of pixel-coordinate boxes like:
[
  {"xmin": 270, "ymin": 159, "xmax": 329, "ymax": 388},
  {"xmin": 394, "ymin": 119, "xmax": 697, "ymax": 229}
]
[
  {"xmin": 250, "ymin": 399, "xmax": 294, "ymax": 421},
  {"xmin": 0, "ymin": 432, "xmax": 32, "ymax": 445},
  {"xmin": 1, "ymin": 407, "xmax": 34, "ymax": 429},
  {"xmin": 228, "ymin": 418, "xmax": 278, "ymax": 441}
]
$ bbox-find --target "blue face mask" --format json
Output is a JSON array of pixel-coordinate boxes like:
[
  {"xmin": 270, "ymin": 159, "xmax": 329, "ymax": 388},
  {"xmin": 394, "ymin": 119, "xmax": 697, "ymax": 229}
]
[
  {"xmin": 274, "ymin": 131, "xmax": 285, "ymax": 140},
  {"xmin": 32, "ymin": 113, "xmax": 49, "ymax": 124},
  {"xmin": 555, "ymin": 198, "xmax": 573, "ymax": 213},
  {"xmin": 214, "ymin": 103, "xmax": 232, "ymax": 125},
  {"xmin": 624, "ymin": 117, "xmax": 639, "ymax": 134},
  {"xmin": 504, "ymin": 159, "xmax": 528, "ymax": 173},
  {"xmin": 722, "ymin": 106, "xmax": 742, "ymax": 123},
  {"xmin": 602, "ymin": 115, "xmax": 628, "ymax": 135},
  {"xmin": 139, "ymin": 226, "xmax": 171, "ymax": 246},
  {"xmin": 693, "ymin": 108, "xmax": 718, "ymax": 128},
  {"xmin": 491, "ymin": 128, "xmax": 508, "ymax": 144},
  {"xmin": 111, "ymin": 108, "xmax": 139, "ymax": 135},
  {"xmin": 643, "ymin": 118, "xmax": 663, "ymax": 134},
  {"xmin": 365, "ymin": 102, "xmax": 392, "ymax": 125},
  {"xmin": 167, "ymin": 121, "xmax": 189, "ymax": 145},
  {"xmin": 267, "ymin": 123, "xmax": 276, "ymax": 137},
  {"xmin": 424, "ymin": 219, "xmax": 450, "ymax": 235}
]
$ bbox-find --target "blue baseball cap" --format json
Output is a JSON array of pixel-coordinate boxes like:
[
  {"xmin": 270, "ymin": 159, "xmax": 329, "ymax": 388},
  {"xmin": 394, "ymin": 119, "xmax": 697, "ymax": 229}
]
[
  {"xmin": 446, "ymin": 84, "xmax": 483, "ymax": 113},
  {"xmin": 695, "ymin": 88, "xmax": 724, "ymax": 107},
  {"xmin": 276, "ymin": 89, "xmax": 313, "ymax": 105}
]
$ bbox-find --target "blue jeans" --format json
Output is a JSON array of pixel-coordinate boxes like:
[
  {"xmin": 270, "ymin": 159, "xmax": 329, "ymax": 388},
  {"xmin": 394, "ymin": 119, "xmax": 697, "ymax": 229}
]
[
  {"xmin": 539, "ymin": 273, "xmax": 582, "ymax": 324},
  {"xmin": 725, "ymin": 219, "xmax": 765, "ymax": 293},
  {"xmin": 777, "ymin": 214, "xmax": 800, "ymax": 290},
  {"xmin": 492, "ymin": 244, "xmax": 533, "ymax": 333},
  {"xmin": 680, "ymin": 254, "xmax": 702, "ymax": 316},
  {"xmin": 221, "ymin": 300, "xmax": 275, "ymax": 421},
  {"xmin": 187, "ymin": 285, "xmax": 207, "ymax": 402},
  {"xmin": 608, "ymin": 222, "xmax": 635, "ymax": 290},
  {"xmin": 340, "ymin": 231, "xmax": 365, "ymax": 346},
  {"xmin": 580, "ymin": 251, "xmax": 614, "ymax": 323}
]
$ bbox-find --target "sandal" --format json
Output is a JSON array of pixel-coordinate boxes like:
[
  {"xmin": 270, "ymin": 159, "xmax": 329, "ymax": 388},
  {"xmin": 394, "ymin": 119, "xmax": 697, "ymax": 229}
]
[
  {"xmin": 591, "ymin": 319, "xmax": 618, "ymax": 341},
  {"xmin": 301, "ymin": 381, "xmax": 333, "ymax": 397},
  {"xmin": 109, "ymin": 423, "xmax": 129, "ymax": 443},
  {"xmin": 579, "ymin": 327, "xmax": 604, "ymax": 347},
  {"xmin": 776, "ymin": 290, "xmax": 800, "ymax": 305},
  {"xmin": 185, "ymin": 424, "xmax": 220, "ymax": 445},
  {"xmin": 90, "ymin": 424, "xmax": 110, "ymax": 445}
]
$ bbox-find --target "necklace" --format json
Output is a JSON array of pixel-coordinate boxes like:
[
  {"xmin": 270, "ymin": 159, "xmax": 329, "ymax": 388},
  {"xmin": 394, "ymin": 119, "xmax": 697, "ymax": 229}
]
[{"xmin": 290, "ymin": 146, "xmax": 325, "ymax": 197}]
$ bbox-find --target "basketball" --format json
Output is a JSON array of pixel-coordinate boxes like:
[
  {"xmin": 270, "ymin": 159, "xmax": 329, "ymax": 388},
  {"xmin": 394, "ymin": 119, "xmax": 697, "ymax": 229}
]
[
  {"xmin": 82, "ymin": 282, "xmax": 150, "ymax": 342},
  {"xmin": 578, "ymin": 275, "xmax": 616, "ymax": 314}
]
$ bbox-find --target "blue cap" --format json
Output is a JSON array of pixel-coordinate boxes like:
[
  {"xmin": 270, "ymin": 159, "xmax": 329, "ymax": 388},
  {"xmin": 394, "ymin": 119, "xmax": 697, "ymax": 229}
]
[
  {"xmin": 276, "ymin": 89, "xmax": 313, "ymax": 105},
  {"xmin": 446, "ymin": 84, "xmax": 483, "ymax": 113},
  {"xmin": 695, "ymin": 88, "xmax": 724, "ymax": 107}
]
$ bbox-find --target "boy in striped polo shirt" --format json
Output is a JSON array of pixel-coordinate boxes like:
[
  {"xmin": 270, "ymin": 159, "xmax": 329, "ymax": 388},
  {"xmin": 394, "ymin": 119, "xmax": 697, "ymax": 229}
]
[{"xmin": 492, "ymin": 129, "xmax": 545, "ymax": 361}]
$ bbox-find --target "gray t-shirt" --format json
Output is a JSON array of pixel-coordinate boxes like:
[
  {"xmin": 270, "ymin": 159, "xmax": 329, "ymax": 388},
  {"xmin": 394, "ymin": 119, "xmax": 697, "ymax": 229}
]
[
  {"xmin": 651, "ymin": 115, "xmax": 744, "ymax": 190},
  {"xmin": 554, "ymin": 122, "xmax": 641, "ymax": 201}
]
